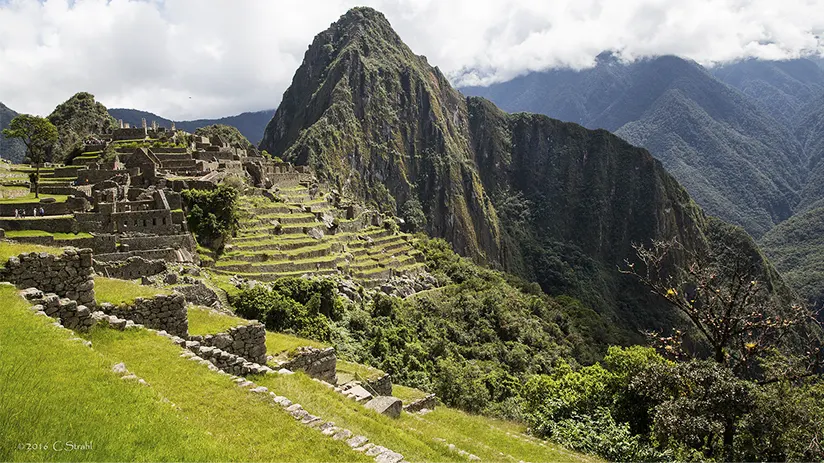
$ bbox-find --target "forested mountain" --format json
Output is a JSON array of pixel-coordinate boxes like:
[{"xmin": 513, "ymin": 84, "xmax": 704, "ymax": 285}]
[
  {"xmin": 108, "ymin": 108, "xmax": 274, "ymax": 145},
  {"xmin": 463, "ymin": 56, "xmax": 806, "ymax": 238},
  {"xmin": 712, "ymin": 58, "xmax": 824, "ymax": 128},
  {"xmin": 0, "ymin": 102, "xmax": 26, "ymax": 163},
  {"xmin": 259, "ymin": 7, "xmax": 788, "ymax": 339}
]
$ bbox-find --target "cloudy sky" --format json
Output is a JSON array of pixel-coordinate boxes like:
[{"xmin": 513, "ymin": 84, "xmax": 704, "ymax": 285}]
[{"xmin": 1, "ymin": 0, "xmax": 822, "ymax": 120}]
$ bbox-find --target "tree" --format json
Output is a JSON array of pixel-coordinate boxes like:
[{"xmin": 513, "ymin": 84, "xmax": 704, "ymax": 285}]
[
  {"xmin": 621, "ymin": 236, "xmax": 814, "ymax": 374},
  {"xmin": 2, "ymin": 115, "xmax": 58, "ymax": 198},
  {"xmin": 621, "ymin": 223, "xmax": 822, "ymax": 459}
]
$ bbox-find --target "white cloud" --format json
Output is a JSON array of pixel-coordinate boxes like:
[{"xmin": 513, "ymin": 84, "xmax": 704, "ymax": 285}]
[{"xmin": 0, "ymin": 0, "xmax": 822, "ymax": 119}]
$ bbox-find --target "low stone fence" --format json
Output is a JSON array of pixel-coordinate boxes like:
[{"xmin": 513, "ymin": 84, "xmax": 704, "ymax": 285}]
[
  {"xmin": 366, "ymin": 373, "xmax": 393, "ymax": 396},
  {"xmin": 181, "ymin": 339, "xmax": 272, "ymax": 376},
  {"xmin": 21, "ymin": 288, "xmax": 95, "ymax": 331},
  {"xmin": 188, "ymin": 322, "xmax": 267, "ymax": 364},
  {"xmin": 94, "ymin": 256, "xmax": 166, "ymax": 280},
  {"xmin": 1, "ymin": 248, "xmax": 95, "ymax": 307},
  {"xmin": 403, "ymin": 394, "xmax": 437, "ymax": 413},
  {"xmin": 278, "ymin": 346, "xmax": 337, "ymax": 383},
  {"xmin": 98, "ymin": 294, "xmax": 188, "ymax": 337}
]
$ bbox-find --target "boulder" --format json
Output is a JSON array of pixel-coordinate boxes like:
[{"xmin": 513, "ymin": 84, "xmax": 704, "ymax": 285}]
[{"xmin": 364, "ymin": 396, "xmax": 402, "ymax": 418}]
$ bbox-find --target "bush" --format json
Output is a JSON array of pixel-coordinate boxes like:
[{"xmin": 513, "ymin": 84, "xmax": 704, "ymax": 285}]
[{"xmin": 181, "ymin": 184, "xmax": 239, "ymax": 250}]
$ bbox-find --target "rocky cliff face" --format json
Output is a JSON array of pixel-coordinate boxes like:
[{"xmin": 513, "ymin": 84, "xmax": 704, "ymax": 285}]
[{"xmin": 261, "ymin": 7, "xmax": 784, "ymax": 334}]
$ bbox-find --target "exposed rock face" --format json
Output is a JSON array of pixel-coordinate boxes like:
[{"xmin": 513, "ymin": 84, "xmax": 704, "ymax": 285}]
[{"xmin": 0, "ymin": 101, "xmax": 26, "ymax": 163}]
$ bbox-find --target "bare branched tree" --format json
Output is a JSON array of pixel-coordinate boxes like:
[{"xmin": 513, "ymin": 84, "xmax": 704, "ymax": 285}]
[{"xmin": 621, "ymin": 238, "xmax": 815, "ymax": 374}]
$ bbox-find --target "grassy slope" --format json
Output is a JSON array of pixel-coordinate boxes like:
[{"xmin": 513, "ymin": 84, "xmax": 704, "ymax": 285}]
[
  {"xmin": 0, "ymin": 283, "xmax": 222, "ymax": 462},
  {"xmin": 94, "ymin": 277, "xmax": 172, "ymax": 305}
]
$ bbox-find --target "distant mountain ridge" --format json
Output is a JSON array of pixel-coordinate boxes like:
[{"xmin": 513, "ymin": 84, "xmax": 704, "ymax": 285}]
[
  {"xmin": 0, "ymin": 102, "xmax": 26, "ymax": 163},
  {"xmin": 108, "ymin": 108, "xmax": 275, "ymax": 145},
  {"xmin": 463, "ymin": 55, "xmax": 810, "ymax": 238}
]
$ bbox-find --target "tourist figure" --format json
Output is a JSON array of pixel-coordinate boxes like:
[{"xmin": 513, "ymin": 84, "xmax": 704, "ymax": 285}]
[
  {"xmin": 39, "ymin": 207, "xmax": 45, "ymax": 217},
  {"xmin": 32, "ymin": 208, "xmax": 36, "ymax": 217},
  {"xmin": 13, "ymin": 208, "xmax": 18, "ymax": 218}
]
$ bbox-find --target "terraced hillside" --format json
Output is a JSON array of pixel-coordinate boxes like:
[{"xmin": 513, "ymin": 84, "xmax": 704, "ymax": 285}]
[{"xmin": 210, "ymin": 186, "xmax": 426, "ymax": 286}]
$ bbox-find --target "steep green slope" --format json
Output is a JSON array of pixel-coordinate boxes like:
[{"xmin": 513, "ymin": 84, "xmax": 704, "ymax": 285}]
[
  {"xmin": 48, "ymin": 92, "xmax": 117, "ymax": 162},
  {"xmin": 109, "ymin": 108, "xmax": 275, "ymax": 145},
  {"xmin": 260, "ymin": 7, "xmax": 502, "ymax": 262},
  {"xmin": 259, "ymin": 8, "xmax": 791, "ymax": 337},
  {"xmin": 464, "ymin": 56, "xmax": 806, "ymax": 238},
  {"xmin": 0, "ymin": 102, "xmax": 25, "ymax": 163},
  {"xmin": 760, "ymin": 206, "xmax": 824, "ymax": 311}
]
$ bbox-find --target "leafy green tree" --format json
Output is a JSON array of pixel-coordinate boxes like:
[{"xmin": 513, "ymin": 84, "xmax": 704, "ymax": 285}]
[
  {"xmin": 2, "ymin": 114, "xmax": 58, "ymax": 198},
  {"xmin": 399, "ymin": 198, "xmax": 426, "ymax": 232},
  {"xmin": 181, "ymin": 184, "xmax": 240, "ymax": 250}
]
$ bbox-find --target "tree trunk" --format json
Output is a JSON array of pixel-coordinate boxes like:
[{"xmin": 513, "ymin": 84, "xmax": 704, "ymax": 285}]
[{"xmin": 723, "ymin": 417, "xmax": 735, "ymax": 460}]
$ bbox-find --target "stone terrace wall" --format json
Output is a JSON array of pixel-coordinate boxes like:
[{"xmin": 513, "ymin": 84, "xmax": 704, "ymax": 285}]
[
  {"xmin": 99, "ymin": 293, "xmax": 187, "ymax": 337},
  {"xmin": 189, "ymin": 322, "xmax": 267, "ymax": 364},
  {"xmin": 367, "ymin": 374, "xmax": 393, "ymax": 396},
  {"xmin": 0, "ymin": 248, "xmax": 95, "ymax": 307},
  {"xmin": 94, "ymin": 256, "xmax": 166, "ymax": 280},
  {"xmin": 21, "ymin": 288, "xmax": 95, "ymax": 331},
  {"xmin": 279, "ymin": 347, "xmax": 337, "ymax": 383}
]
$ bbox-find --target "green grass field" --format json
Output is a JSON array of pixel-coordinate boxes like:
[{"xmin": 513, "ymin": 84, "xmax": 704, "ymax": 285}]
[
  {"xmin": 0, "ymin": 193, "xmax": 69, "ymax": 204},
  {"xmin": 94, "ymin": 277, "xmax": 172, "ymax": 305},
  {"xmin": 3, "ymin": 230, "xmax": 93, "ymax": 240},
  {"xmin": 0, "ymin": 241, "xmax": 62, "ymax": 262},
  {"xmin": 187, "ymin": 306, "xmax": 249, "ymax": 336}
]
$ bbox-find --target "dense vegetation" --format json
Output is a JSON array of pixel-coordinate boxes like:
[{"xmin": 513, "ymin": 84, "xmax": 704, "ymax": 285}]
[
  {"xmin": 226, "ymin": 230, "xmax": 822, "ymax": 461},
  {"xmin": 109, "ymin": 108, "xmax": 275, "ymax": 145},
  {"xmin": 47, "ymin": 92, "xmax": 117, "ymax": 162},
  {"xmin": 194, "ymin": 124, "xmax": 253, "ymax": 149},
  {"xmin": 181, "ymin": 184, "xmax": 240, "ymax": 250},
  {"xmin": 231, "ymin": 237, "xmax": 609, "ymax": 417}
]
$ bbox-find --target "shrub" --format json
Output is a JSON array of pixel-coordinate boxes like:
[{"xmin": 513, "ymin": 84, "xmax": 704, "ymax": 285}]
[{"xmin": 181, "ymin": 184, "xmax": 239, "ymax": 250}]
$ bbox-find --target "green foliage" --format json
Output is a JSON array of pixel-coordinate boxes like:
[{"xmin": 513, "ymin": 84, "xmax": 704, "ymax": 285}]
[
  {"xmin": 181, "ymin": 184, "xmax": 240, "ymax": 250},
  {"xmin": 47, "ymin": 92, "xmax": 116, "ymax": 162},
  {"xmin": 194, "ymin": 124, "xmax": 253, "ymax": 149},
  {"xmin": 2, "ymin": 114, "xmax": 59, "ymax": 198},
  {"xmin": 233, "ymin": 281, "xmax": 334, "ymax": 341},
  {"xmin": 2, "ymin": 114, "xmax": 58, "ymax": 166},
  {"xmin": 399, "ymin": 198, "xmax": 426, "ymax": 233}
]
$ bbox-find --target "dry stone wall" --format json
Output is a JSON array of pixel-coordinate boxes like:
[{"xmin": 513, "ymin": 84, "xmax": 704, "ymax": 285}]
[
  {"xmin": 366, "ymin": 374, "xmax": 392, "ymax": 396},
  {"xmin": 1, "ymin": 248, "xmax": 95, "ymax": 307},
  {"xmin": 21, "ymin": 288, "xmax": 95, "ymax": 331},
  {"xmin": 279, "ymin": 346, "xmax": 337, "ymax": 383},
  {"xmin": 189, "ymin": 322, "xmax": 267, "ymax": 364},
  {"xmin": 403, "ymin": 394, "xmax": 437, "ymax": 413},
  {"xmin": 98, "ymin": 294, "xmax": 188, "ymax": 337}
]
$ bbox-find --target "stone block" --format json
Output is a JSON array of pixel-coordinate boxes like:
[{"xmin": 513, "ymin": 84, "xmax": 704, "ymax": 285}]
[{"xmin": 364, "ymin": 396, "xmax": 402, "ymax": 418}]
